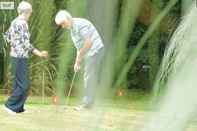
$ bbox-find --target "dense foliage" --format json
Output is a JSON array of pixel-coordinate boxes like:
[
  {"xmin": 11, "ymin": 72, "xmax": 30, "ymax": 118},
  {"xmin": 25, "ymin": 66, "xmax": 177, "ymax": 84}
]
[{"xmin": 0, "ymin": 0, "xmax": 181, "ymax": 95}]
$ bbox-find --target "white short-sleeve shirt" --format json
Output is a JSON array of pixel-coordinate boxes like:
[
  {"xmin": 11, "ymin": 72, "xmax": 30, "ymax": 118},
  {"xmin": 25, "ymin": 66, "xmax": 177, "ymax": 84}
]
[{"xmin": 70, "ymin": 18, "xmax": 104, "ymax": 57}]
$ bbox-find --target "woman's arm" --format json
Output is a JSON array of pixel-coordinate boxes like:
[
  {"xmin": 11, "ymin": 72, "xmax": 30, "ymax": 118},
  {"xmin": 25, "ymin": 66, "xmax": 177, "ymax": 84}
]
[{"xmin": 15, "ymin": 21, "xmax": 48, "ymax": 58}]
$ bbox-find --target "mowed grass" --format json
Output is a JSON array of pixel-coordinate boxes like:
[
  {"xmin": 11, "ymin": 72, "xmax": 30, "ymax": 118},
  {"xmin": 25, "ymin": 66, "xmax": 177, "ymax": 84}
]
[{"xmin": 0, "ymin": 92, "xmax": 197, "ymax": 131}]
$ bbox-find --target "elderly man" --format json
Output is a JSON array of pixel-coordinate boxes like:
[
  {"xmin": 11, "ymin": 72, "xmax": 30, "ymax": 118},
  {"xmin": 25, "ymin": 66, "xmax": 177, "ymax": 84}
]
[
  {"xmin": 3, "ymin": 1, "xmax": 48, "ymax": 114},
  {"xmin": 55, "ymin": 10, "xmax": 104, "ymax": 110}
]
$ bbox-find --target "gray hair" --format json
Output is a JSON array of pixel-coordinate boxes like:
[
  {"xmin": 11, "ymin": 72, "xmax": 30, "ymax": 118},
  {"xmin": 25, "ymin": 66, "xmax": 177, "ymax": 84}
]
[
  {"xmin": 17, "ymin": 1, "xmax": 32, "ymax": 15},
  {"xmin": 55, "ymin": 10, "xmax": 72, "ymax": 25}
]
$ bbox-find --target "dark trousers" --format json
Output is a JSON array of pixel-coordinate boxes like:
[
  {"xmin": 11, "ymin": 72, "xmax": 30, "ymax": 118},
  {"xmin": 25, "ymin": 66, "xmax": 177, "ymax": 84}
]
[
  {"xmin": 83, "ymin": 48, "xmax": 104, "ymax": 107},
  {"xmin": 5, "ymin": 57, "xmax": 30, "ymax": 113}
]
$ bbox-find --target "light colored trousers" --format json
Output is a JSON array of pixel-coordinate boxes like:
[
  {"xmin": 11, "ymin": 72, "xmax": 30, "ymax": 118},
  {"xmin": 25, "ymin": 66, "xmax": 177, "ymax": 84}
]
[{"xmin": 83, "ymin": 48, "xmax": 104, "ymax": 107}]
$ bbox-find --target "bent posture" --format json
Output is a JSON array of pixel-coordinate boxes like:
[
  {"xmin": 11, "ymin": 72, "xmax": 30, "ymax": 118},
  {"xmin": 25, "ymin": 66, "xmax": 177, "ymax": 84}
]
[{"xmin": 55, "ymin": 10, "xmax": 104, "ymax": 110}]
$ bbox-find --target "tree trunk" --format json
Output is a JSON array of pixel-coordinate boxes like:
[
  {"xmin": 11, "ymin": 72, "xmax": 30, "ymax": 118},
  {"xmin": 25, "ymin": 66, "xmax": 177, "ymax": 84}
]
[
  {"xmin": 181, "ymin": 0, "xmax": 193, "ymax": 15},
  {"xmin": 86, "ymin": 0, "xmax": 118, "ymax": 45},
  {"xmin": 86, "ymin": 0, "xmax": 119, "ymax": 89},
  {"xmin": 147, "ymin": 0, "xmax": 162, "ymax": 88},
  {"xmin": 0, "ymin": 52, "xmax": 3, "ymax": 84}
]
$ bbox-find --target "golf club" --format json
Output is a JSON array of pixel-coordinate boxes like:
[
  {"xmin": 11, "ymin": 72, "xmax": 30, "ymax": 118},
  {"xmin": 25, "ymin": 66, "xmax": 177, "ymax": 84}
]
[{"xmin": 65, "ymin": 71, "xmax": 77, "ymax": 105}]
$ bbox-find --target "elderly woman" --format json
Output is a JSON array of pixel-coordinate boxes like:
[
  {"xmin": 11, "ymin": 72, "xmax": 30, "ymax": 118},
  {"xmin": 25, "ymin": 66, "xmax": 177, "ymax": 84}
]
[
  {"xmin": 55, "ymin": 10, "xmax": 104, "ymax": 110},
  {"xmin": 3, "ymin": 1, "xmax": 48, "ymax": 114}
]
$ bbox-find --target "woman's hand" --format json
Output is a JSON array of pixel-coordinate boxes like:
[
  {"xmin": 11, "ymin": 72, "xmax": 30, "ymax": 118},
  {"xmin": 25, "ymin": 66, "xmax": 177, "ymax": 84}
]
[
  {"xmin": 33, "ymin": 49, "xmax": 48, "ymax": 59},
  {"xmin": 40, "ymin": 51, "xmax": 48, "ymax": 59}
]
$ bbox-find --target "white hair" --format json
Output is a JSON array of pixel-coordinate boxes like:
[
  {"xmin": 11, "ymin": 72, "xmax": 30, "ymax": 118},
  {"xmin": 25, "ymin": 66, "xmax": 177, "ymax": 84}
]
[
  {"xmin": 55, "ymin": 10, "xmax": 72, "ymax": 25},
  {"xmin": 17, "ymin": 1, "xmax": 32, "ymax": 15}
]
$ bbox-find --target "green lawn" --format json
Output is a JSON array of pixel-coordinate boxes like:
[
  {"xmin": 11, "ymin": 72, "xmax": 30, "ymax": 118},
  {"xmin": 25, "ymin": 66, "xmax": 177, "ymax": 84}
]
[{"xmin": 0, "ymin": 94, "xmax": 197, "ymax": 131}]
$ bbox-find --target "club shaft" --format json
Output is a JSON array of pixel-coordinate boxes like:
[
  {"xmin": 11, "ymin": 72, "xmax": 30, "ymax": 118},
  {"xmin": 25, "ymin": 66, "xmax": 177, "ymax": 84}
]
[{"xmin": 66, "ymin": 72, "xmax": 77, "ymax": 105}]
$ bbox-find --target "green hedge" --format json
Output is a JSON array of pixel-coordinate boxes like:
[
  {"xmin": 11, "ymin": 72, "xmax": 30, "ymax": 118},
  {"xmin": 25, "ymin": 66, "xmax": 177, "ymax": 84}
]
[{"xmin": 0, "ymin": 53, "xmax": 3, "ymax": 84}]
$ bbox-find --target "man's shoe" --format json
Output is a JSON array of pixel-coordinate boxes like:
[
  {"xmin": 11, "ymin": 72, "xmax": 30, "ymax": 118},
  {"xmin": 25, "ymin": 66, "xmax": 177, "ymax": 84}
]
[
  {"xmin": 74, "ymin": 105, "xmax": 85, "ymax": 111},
  {"xmin": 74, "ymin": 104, "xmax": 92, "ymax": 111}
]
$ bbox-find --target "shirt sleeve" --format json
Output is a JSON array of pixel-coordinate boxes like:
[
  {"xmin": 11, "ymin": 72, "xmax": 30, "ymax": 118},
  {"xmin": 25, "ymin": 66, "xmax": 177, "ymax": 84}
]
[{"xmin": 13, "ymin": 21, "xmax": 35, "ymax": 52}]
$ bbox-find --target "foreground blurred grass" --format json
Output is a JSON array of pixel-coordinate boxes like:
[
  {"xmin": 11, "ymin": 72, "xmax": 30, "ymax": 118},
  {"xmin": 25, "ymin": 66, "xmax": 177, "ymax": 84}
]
[
  {"xmin": 0, "ymin": 92, "xmax": 197, "ymax": 131},
  {"xmin": 0, "ymin": 92, "xmax": 149, "ymax": 131}
]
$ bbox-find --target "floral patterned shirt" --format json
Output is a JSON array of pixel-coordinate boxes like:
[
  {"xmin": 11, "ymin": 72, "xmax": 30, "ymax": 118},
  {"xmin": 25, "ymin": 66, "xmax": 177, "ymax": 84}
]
[{"xmin": 3, "ymin": 17, "xmax": 34, "ymax": 58}]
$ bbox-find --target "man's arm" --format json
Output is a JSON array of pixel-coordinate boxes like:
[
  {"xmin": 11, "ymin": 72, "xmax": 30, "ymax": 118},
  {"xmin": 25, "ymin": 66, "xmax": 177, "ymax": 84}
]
[
  {"xmin": 76, "ymin": 38, "xmax": 91, "ymax": 63},
  {"xmin": 74, "ymin": 38, "xmax": 92, "ymax": 72}
]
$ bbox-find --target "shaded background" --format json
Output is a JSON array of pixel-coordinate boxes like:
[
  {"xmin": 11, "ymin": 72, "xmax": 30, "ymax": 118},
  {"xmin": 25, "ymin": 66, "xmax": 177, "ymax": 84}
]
[{"xmin": 0, "ymin": 0, "xmax": 192, "ymax": 96}]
